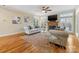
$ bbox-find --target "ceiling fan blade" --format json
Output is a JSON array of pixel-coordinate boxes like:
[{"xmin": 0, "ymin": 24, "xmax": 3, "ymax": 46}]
[
  {"xmin": 42, "ymin": 8, "xmax": 45, "ymax": 10},
  {"xmin": 42, "ymin": 6, "xmax": 46, "ymax": 9},
  {"xmin": 42, "ymin": 6, "xmax": 49, "ymax": 9},
  {"xmin": 45, "ymin": 6, "xmax": 49, "ymax": 9},
  {"xmin": 42, "ymin": 6, "xmax": 45, "ymax": 8},
  {"xmin": 47, "ymin": 9, "xmax": 52, "ymax": 11}
]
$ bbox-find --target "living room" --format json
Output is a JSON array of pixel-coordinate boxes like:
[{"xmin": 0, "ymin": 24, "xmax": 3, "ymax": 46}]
[{"xmin": 0, "ymin": 5, "xmax": 79, "ymax": 53}]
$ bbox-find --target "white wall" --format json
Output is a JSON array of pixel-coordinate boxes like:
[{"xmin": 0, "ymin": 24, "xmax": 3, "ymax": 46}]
[{"xmin": 0, "ymin": 7, "xmax": 33, "ymax": 36}]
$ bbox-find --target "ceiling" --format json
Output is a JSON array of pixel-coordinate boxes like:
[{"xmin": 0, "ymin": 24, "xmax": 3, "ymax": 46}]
[{"xmin": 0, "ymin": 5, "xmax": 79, "ymax": 15}]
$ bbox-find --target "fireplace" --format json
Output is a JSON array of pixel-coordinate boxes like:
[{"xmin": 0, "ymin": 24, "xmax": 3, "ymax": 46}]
[{"xmin": 48, "ymin": 14, "xmax": 58, "ymax": 30}]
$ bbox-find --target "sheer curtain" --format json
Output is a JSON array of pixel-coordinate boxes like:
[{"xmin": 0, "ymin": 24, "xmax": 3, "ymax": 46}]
[
  {"xmin": 59, "ymin": 17, "xmax": 72, "ymax": 32},
  {"xmin": 58, "ymin": 10, "xmax": 75, "ymax": 32}
]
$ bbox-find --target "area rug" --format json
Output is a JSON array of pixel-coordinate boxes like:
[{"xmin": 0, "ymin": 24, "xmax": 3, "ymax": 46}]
[{"xmin": 21, "ymin": 32, "xmax": 66, "ymax": 53}]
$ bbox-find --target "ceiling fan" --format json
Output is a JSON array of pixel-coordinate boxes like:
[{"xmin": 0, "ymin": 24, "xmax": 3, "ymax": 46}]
[{"xmin": 42, "ymin": 6, "xmax": 52, "ymax": 13}]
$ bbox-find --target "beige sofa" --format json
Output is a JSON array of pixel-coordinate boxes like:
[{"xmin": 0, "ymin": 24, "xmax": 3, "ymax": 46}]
[{"xmin": 48, "ymin": 30, "xmax": 69, "ymax": 47}]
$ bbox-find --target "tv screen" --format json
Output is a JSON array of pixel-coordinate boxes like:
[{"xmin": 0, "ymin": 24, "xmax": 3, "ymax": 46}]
[{"xmin": 48, "ymin": 15, "xmax": 57, "ymax": 21}]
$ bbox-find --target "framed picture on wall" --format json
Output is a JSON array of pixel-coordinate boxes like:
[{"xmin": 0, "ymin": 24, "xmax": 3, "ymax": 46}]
[
  {"xmin": 24, "ymin": 17, "xmax": 29, "ymax": 23},
  {"xmin": 12, "ymin": 16, "xmax": 21, "ymax": 24}
]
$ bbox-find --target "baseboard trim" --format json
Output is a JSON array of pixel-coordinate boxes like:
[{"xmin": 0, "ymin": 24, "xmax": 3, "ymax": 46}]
[{"xmin": 0, "ymin": 32, "xmax": 24, "ymax": 37}]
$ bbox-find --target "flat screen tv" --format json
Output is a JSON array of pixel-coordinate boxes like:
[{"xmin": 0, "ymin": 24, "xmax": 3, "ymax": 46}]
[{"xmin": 48, "ymin": 15, "xmax": 57, "ymax": 21}]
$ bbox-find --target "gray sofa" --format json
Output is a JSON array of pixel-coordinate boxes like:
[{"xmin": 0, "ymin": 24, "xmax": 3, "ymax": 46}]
[
  {"xmin": 48, "ymin": 30, "xmax": 69, "ymax": 47},
  {"xmin": 24, "ymin": 26, "xmax": 41, "ymax": 34}
]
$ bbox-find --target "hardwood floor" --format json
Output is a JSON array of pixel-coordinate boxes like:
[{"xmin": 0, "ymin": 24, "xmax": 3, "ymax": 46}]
[
  {"xmin": 0, "ymin": 33, "xmax": 78, "ymax": 53},
  {"xmin": 0, "ymin": 33, "xmax": 32, "ymax": 53}
]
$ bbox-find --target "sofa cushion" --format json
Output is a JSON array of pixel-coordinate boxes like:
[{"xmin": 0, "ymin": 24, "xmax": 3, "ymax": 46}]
[{"xmin": 49, "ymin": 30, "xmax": 68, "ymax": 37}]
